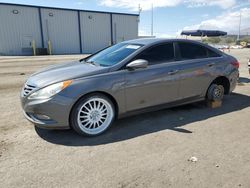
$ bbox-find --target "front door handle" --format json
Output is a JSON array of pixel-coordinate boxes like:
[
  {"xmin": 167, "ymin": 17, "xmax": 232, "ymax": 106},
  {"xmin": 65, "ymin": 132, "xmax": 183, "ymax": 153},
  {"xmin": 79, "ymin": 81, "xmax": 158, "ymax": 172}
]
[
  {"xmin": 208, "ymin": 63, "xmax": 215, "ymax": 67},
  {"xmin": 168, "ymin": 70, "xmax": 179, "ymax": 75}
]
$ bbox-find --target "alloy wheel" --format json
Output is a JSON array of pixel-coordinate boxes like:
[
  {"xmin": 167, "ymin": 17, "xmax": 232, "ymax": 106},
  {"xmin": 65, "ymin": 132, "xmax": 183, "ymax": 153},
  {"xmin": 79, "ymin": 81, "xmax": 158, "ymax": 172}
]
[{"xmin": 77, "ymin": 97, "xmax": 114, "ymax": 135}]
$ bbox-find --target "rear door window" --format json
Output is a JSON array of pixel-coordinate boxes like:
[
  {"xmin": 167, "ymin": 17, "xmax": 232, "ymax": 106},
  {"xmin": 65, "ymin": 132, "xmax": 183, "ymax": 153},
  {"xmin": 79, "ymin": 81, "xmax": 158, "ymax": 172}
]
[
  {"xmin": 135, "ymin": 43, "xmax": 175, "ymax": 65},
  {"xmin": 178, "ymin": 42, "xmax": 208, "ymax": 60}
]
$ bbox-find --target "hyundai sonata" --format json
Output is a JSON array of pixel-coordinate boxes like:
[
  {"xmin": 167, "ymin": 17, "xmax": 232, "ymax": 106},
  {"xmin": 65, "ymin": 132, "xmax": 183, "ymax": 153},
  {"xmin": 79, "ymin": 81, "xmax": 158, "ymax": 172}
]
[{"xmin": 21, "ymin": 39, "xmax": 239, "ymax": 136}]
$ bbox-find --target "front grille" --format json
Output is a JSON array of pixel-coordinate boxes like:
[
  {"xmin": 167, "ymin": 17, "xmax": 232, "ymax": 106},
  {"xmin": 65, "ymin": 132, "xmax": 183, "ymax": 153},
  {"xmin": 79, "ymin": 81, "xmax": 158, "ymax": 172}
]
[{"xmin": 22, "ymin": 84, "xmax": 36, "ymax": 97}]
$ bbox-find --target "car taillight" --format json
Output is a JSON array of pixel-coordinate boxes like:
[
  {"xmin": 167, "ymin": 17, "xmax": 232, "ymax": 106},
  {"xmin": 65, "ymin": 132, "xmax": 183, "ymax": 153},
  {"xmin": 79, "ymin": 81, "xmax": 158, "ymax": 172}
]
[{"xmin": 231, "ymin": 61, "xmax": 240, "ymax": 69}]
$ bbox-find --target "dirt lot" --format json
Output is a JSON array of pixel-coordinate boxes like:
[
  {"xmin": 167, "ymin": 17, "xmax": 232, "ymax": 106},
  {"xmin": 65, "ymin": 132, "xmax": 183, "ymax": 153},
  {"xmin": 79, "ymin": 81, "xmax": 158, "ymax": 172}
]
[{"xmin": 0, "ymin": 49, "xmax": 249, "ymax": 188}]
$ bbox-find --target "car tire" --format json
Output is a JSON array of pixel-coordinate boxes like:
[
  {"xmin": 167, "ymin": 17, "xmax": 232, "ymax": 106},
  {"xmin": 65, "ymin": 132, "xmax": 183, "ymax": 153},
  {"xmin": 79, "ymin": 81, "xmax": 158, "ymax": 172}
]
[
  {"xmin": 207, "ymin": 84, "xmax": 225, "ymax": 101},
  {"xmin": 70, "ymin": 94, "xmax": 115, "ymax": 136}
]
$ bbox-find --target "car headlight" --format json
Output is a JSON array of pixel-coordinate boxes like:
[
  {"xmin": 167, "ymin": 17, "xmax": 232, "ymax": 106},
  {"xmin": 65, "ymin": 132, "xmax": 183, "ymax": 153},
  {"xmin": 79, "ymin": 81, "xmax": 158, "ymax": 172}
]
[{"xmin": 28, "ymin": 80, "xmax": 72, "ymax": 100}]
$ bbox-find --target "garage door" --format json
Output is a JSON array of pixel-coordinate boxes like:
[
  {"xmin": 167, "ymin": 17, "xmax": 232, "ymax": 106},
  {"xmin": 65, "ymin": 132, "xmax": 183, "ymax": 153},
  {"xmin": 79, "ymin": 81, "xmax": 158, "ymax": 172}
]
[
  {"xmin": 112, "ymin": 14, "xmax": 138, "ymax": 44},
  {"xmin": 80, "ymin": 12, "xmax": 112, "ymax": 54},
  {"xmin": 41, "ymin": 8, "xmax": 80, "ymax": 54}
]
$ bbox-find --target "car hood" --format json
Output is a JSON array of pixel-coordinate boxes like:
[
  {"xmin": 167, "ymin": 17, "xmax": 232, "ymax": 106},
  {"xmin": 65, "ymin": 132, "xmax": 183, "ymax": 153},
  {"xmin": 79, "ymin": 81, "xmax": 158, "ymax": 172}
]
[{"xmin": 26, "ymin": 61, "xmax": 108, "ymax": 88}]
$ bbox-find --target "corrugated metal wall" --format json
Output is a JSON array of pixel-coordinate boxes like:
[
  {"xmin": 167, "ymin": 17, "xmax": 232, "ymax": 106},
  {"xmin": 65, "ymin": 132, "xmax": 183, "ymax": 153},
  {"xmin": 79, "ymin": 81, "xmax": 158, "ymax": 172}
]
[
  {"xmin": 40, "ymin": 8, "xmax": 80, "ymax": 54},
  {"xmin": 0, "ymin": 4, "xmax": 139, "ymax": 55},
  {"xmin": 80, "ymin": 12, "xmax": 111, "ymax": 54},
  {"xmin": 0, "ymin": 5, "xmax": 42, "ymax": 55},
  {"xmin": 112, "ymin": 14, "xmax": 138, "ymax": 44}
]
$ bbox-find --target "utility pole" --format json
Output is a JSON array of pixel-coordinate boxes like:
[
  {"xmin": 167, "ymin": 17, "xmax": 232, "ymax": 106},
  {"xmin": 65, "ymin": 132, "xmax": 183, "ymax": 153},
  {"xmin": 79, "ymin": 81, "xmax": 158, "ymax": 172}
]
[
  {"xmin": 237, "ymin": 11, "xmax": 242, "ymax": 41},
  {"xmin": 138, "ymin": 4, "xmax": 142, "ymax": 38},
  {"xmin": 138, "ymin": 4, "xmax": 142, "ymax": 22},
  {"xmin": 151, "ymin": 3, "xmax": 154, "ymax": 37}
]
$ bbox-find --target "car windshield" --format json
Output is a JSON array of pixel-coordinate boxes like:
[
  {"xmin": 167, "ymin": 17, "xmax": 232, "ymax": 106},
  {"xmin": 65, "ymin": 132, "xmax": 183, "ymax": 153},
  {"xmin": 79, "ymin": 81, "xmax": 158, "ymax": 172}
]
[{"xmin": 84, "ymin": 43, "xmax": 143, "ymax": 67}]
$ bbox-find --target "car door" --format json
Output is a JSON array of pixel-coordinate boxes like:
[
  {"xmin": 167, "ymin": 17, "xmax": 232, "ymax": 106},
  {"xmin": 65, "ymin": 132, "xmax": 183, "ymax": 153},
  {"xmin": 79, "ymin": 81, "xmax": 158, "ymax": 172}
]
[
  {"xmin": 176, "ymin": 42, "xmax": 221, "ymax": 99},
  {"xmin": 124, "ymin": 43, "xmax": 181, "ymax": 112}
]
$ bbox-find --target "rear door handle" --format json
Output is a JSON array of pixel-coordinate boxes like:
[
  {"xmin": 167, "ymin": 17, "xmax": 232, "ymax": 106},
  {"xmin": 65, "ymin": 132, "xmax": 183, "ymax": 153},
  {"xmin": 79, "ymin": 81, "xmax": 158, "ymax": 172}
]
[
  {"xmin": 208, "ymin": 63, "xmax": 215, "ymax": 67},
  {"xmin": 168, "ymin": 70, "xmax": 179, "ymax": 75}
]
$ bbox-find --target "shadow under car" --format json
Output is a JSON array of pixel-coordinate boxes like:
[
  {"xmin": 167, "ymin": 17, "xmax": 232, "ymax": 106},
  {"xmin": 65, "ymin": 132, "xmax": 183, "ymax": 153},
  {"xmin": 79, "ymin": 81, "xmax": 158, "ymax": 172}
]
[{"xmin": 35, "ymin": 92, "xmax": 250, "ymax": 146}]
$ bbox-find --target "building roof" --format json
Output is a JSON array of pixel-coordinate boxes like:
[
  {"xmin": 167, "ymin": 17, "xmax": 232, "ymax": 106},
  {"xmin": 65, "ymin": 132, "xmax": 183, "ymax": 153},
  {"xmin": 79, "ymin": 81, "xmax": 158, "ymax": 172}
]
[{"xmin": 0, "ymin": 2, "xmax": 139, "ymax": 16}]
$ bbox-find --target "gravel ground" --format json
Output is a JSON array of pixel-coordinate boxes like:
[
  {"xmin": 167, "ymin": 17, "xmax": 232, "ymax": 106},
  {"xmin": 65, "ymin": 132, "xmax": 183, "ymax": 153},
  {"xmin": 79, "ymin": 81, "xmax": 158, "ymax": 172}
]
[{"xmin": 0, "ymin": 49, "xmax": 249, "ymax": 188}]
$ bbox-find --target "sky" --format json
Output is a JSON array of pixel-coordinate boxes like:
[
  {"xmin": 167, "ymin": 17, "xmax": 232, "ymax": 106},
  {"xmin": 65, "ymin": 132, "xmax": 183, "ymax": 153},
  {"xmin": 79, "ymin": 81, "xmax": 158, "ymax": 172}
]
[{"xmin": 0, "ymin": 0, "xmax": 250, "ymax": 37}]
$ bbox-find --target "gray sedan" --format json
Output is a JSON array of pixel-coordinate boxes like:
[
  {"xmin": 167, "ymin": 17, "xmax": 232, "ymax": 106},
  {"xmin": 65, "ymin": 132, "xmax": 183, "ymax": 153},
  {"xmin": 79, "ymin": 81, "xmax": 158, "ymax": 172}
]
[{"xmin": 20, "ymin": 38, "xmax": 239, "ymax": 136}]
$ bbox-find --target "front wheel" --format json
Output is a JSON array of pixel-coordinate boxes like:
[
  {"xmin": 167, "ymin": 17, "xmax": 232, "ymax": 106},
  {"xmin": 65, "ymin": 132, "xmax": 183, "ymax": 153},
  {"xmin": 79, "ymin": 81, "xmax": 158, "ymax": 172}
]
[{"xmin": 70, "ymin": 94, "xmax": 115, "ymax": 136}]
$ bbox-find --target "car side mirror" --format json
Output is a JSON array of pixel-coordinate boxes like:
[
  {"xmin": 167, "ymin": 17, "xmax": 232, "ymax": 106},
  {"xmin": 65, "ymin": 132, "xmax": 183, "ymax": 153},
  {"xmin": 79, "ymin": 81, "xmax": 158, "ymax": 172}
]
[{"xmin": 126, "ymin": 59, "xmax": 148, "ymax": 70}]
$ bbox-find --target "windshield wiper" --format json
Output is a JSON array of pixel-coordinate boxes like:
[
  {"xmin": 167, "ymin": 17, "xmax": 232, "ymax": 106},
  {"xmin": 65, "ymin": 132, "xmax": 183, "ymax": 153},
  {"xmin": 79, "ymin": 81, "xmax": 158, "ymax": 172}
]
[
  {"xmin": 85, "ymin": 61, "xmax": 99, "ymax": 66},
  {"xmin": 98, "ymin": 64, "xmax": 110, "ymax": 67},
  {"xmin": 79, "ymin": 58, "xmax": 86, "ymax": 62}
]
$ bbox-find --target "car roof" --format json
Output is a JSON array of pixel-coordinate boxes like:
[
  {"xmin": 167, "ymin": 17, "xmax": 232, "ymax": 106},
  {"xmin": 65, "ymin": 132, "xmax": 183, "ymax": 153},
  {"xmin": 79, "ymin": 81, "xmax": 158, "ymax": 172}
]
[
  {"xmin": 122, "ymin": 38, "xmax": 224, "ymax": 56},
  {"xmin": 124, "ymin": 38, "xmax": 205, "ymax": 46}
]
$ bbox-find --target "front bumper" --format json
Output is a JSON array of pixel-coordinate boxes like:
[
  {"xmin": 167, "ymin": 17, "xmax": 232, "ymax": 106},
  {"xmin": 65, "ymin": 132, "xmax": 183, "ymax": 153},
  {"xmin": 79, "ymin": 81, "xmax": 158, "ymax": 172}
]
[{"xmin": 21, "ymin": 94, "xmax": 75, "ymax": 129}]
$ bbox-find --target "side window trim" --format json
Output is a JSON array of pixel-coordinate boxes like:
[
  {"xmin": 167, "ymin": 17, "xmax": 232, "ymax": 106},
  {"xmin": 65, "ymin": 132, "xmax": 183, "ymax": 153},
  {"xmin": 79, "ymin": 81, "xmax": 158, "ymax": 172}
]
[{"xmin": 173, "ymin": 42, "xmax": 181, "ymax": 61}]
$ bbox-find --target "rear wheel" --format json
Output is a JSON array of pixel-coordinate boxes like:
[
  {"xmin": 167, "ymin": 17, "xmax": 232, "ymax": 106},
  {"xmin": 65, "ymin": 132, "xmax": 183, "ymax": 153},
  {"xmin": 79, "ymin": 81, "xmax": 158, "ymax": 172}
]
[
  {"xmin": 70, "ymin": 94, "xmax": 115, "ymax": 136},
  {"xmin": 207, "ymin": 84, "xmax": 225, "ymax": 101}
]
